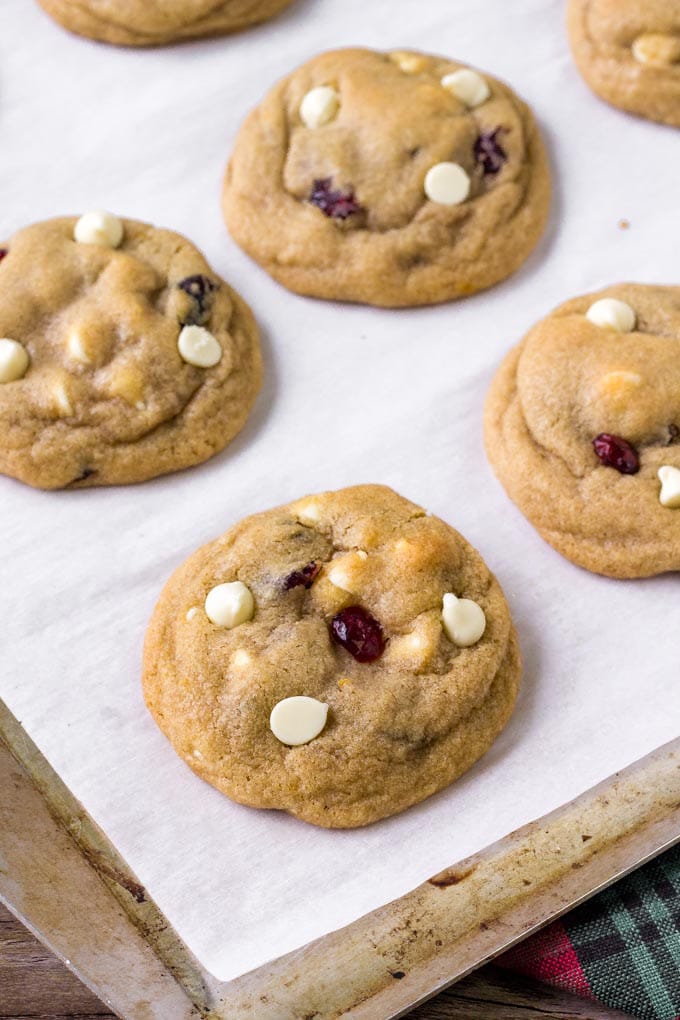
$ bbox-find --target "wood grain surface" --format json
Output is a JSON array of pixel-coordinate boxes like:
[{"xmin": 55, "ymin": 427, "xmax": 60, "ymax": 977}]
[{"xmin": 0, "ymin": 903, "xmax": 629, "ymax": 1020}]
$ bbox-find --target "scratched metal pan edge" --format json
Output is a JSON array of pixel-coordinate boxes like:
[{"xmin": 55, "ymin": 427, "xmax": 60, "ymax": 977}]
[{"xmin": 1, "ymin": 697, "xmax": 678, "ymax": 1020}]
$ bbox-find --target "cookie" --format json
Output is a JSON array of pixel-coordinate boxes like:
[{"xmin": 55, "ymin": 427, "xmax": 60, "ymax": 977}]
[
  {"xmin": 568, "ymin": 0, "xmax": 680, "ymax": 127},
  {"xmin": 143, "ymin": 484, "xmax": 521, "ymax": 828},
  {"xmin": 222, "ymin": 47, "xmax": 551, "ymax": 308},
  {"xmin": 484, "ymin": 285, "xmax": 680, "ymax": 578},
  {"xmin": 36, "ymin": 0, "xmax": 296, "ymax": 46},
  {"xmin": 0, "ymin": 214, "xmax": 262, "ymax": 489}
]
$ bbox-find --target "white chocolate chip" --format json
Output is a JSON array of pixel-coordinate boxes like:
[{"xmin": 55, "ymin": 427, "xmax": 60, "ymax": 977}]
[
  {"xmin": 441, "ymin": 68, "xmax": 490, "ymax": 108},
  {"xmin": 392, "ymin": 536, "xmax": 432, "ymax": 570},
  {"xmin": 231, "ymin": 648, "xmax": 252, "ymax": 668},
  {"xmin": 596, "ymin": 370, "xmax": 643, "ymax": 410},
  {"xmin": 66, "ymin": 329, "xmax": 92, "ymax": 365},
  {"xmin": 326, "ymin": 551, "xmax": 368, "ymax": 594},
  {"xmin": 269, "ymin": 696, "xmax": 328, "ymax": 746},
  {"xmin": 632, "ymin": 33, "xmax": 680, "ymax": 66},
  {"xmin": 0, "ymin": 338, "xmax": 29, "ymax": 383},
  {"xmin": 389, "ymin": 51, "xmax": 427, "ymax": 74},
  {"xmin": 300, "ymin": 85, "xmax": 339, "ymax": 128},
  {"xmin": 178, "ymin": 325, "xmax": 222, "ymax": 368},
  {"xmin": 658, "ymin": 466, "xmax": 680, "ymax": 508},
  {"xmin": 309, "ymin": 574, "xmax": 352, "ymax": 615},
  {"xmin": 400, "ymin": 631, "xmax": 429, "ymax": 659},
  {"xmin": 74, "ymin": 210, "xmax": 124, "ymax": 248},
  {"xmin": 294, "ymin": 499, "xmax": 321, "ymax": 525},
  {"xmin": 600, "ymin": 370, "xmax": 643, "ymax": 391},
  {"xmin": 441, "ymin": 593, "xmax": 486, "ymax": 647},
  {"xmin": 186, "ymin": 607, "xmax": 200, "ymax": 621},
  {"xmin": 586, "ymin": 298, "xmax": 636, "ymax": 333},
  {"xmin": 326, "ymin": 563, "xmax": 353, "ymax": 592},
  {"xmin": 424, "ymin": 163, "xmax": 471, "ymax": 206},
  {"xmin": 51, "ymin": 379, "xmax": 73, "ymax": 416},
  {"xmin": 204, "ymin": 581, "xmax": 255, "ymax": 628},
  {"xmin": 387, "ymin": 615, "xmax": 441, "ymax": 668}
]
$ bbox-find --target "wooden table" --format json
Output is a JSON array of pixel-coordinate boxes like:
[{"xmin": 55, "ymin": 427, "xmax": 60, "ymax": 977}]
[{"xmin": 0, "ymin": 902, "xmax": 628, "ymax": 1020}]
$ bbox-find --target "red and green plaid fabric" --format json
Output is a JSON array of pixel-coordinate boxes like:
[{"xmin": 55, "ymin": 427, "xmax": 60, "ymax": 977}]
[{"xmin": 498, "ymin": 843, "xmax": 680, "ymax": 1019}]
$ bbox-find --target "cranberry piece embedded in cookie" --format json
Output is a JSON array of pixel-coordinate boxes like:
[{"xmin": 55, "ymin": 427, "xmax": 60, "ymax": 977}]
[
  {"xmin": 593, "ymin": 433, "xmax": 640, "ymax": 474},
  {"xmin": 0, "ymin": 248, "xmax": 8, "ymax": 262},
  {"xmin": 330, "ymin": 606, "xmax": 386, "ymax": 662},
  {"xmin": 474, "ymin": 128, "xmax": 507, "ymax": 175},
  {"xmin": 283, "ymin": 561, "xmax": 321, "ymax": 590},
  {"xmin": 177, "ymin": 275, "xmax": 218, "ymax": 326},
  {"xmin": 309, "ymin": 178, "xmax": 363, "ymax": 220}
]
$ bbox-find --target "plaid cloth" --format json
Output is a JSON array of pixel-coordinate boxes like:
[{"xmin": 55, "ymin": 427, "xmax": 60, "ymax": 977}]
[{"xmin": 497, "ymin": 844, "xmax": 680, "ymax": 1019}]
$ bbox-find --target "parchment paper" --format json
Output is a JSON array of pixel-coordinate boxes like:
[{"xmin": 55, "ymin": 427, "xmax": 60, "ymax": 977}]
[{"xmin": 1, "ymin": 0, "xmax": 679, "ymax": 983}]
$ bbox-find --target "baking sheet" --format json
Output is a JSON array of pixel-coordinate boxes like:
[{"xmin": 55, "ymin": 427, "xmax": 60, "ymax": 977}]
[{"xmin": 1, "ymin": 0, "xmax": 678, "ymax": 985}]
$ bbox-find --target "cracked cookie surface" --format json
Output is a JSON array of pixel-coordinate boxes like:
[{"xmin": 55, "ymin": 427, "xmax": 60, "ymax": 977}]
[
  {"xmin": 484, "ymin": 284, "xmax": 680, "ymax": 578},
  {"xmin": 222, "ymin": 47, "xmax": 551, "ymax": 307},
  {"xmin": 142, "ymin": 484, "xmax": 521, "ymax": 828},
  {"xmin": 0, "ymin": 216, "xmax": 261, "ymax": 489},
  {"xmin": 568, "ymin": 0, "xmax": 680, "ymax": 126},
  {"xmin": 36, "ymin": 0, "xmax": 296, "ymax": 46}
]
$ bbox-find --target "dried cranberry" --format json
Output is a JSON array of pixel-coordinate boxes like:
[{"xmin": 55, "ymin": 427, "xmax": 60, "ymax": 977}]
[
  {"xmin": 283, "ymin": 561, "xmax": 320, "ymax": 590},
  {"xmin": 593, "ymin": 433, "xmax": 640, "ymax": 474},
  {"xmin": 309, "ymin": 178, "xmax": 363, "ymax": 220},
  {"xmin": 474, "ymin": 128, "xmax": 507, "ymax": 175},
  {"xmin": 0, "ymin": 249, "xmax": 7, "ymax": 263},
  {"xmin": 330, "ymin": 606, "xmax": 385, "ymax": 663},
  {"xmin": 177, "ymin": 274, "xmax": 218, "ymax": 326}
]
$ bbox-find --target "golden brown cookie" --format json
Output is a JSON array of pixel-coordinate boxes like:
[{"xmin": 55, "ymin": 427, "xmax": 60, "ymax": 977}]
[
  {"xmin": 142, "ymin": 485, "xmax": 521, "ymax": 828},
  {"xmin": 36, "ymin": 0, "xmax": 296, "ymax": 46},
  {"xmin": 0, "ymin": 213, "xmax": 262, "ymax": 489},
  {"xmin": 568, "ymin": 0, "xmax": 680, "ymax": 126},
  {"xmin": 484, "ymin": 285, "xmax": 680, "ymax": 578},
  {"xmin": 222, "ymin": 47, "xmax": 551, "ymax": 307}
]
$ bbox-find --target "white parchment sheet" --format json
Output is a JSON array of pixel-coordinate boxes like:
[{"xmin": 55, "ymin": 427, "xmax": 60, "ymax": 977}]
[{"xmin": 1, "ymin": 0, "xmax": 679, "ymax": 983}]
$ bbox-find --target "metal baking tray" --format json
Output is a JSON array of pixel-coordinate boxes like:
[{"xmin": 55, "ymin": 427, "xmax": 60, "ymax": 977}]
[{"xmin": 2, "ymin": 697, "xmax": 678, "ymax": 1019}]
